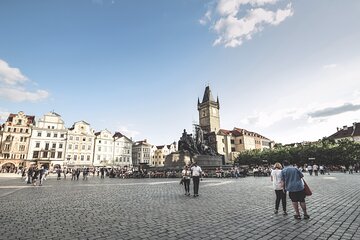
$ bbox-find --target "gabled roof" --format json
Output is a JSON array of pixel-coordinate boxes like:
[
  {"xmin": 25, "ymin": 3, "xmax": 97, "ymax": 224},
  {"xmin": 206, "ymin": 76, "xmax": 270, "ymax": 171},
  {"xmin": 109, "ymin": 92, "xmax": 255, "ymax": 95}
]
[
  {"xmin": 7, "ymin": 113, "xmax": 35, "ymax": 125},
  {"xmin": 328, "ymin": 122, "xmax": 360, "ymax": 139},
  {"xmin": 218, "ymin": 127, "xmax": 270, "ymax": 140}
]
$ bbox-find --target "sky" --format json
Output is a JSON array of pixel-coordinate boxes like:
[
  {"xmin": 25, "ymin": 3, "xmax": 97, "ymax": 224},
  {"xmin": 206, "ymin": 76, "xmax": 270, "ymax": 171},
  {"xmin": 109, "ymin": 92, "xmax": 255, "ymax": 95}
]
[{"xmin": 0, "ymin": 0, "xmax": 360, "ymax": 145}]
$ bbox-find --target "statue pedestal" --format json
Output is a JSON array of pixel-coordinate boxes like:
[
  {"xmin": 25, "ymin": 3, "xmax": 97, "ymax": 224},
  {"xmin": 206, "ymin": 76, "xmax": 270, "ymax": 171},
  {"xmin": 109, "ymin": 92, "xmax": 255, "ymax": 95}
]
[{"xmin": 164, "ymin": 151, "xmax": 223, "ymax": 170}]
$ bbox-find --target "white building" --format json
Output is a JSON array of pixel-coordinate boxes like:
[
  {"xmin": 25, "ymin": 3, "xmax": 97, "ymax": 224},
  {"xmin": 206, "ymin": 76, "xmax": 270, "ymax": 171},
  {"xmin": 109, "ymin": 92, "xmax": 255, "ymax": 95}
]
[
  {"xmin": 93, "ymin": 129, "xmax": 114, "ymax": 167},
  {"xmin": 65, "ymin": 121, "xmax": 95, "ymax": 168},
  {"xmin": 113, "ymin": 132, "xmax": 133, "ymax": 168},
  {"xmin": 132, "ymin": 139, "xmax": 151, "ymax": 169},
  {"xmin": 27, "ymin": 112, "xmax": 67, "ymax": 170}
]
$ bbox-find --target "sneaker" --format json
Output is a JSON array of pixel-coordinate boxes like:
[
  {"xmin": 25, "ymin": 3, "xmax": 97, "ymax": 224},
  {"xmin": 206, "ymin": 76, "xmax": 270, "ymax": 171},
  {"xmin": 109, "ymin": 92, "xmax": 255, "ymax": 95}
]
[
  {"xmin": 283, "ymin": 211, "xmax": 288, "ymax": 215},
  {"xmin": 274, "ymin": 210, "xmax": 278, "ymax": 214},
  {"xmin": 294, "ymin": 215, "xmax": 301, "ymax": 220},
  {"xmin": 303, "ymin": 214, "xmax": 310, "ymax": 219}
]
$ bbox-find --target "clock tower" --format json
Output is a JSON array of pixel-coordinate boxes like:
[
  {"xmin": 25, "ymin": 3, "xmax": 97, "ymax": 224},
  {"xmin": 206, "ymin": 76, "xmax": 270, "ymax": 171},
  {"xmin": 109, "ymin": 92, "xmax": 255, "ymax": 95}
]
[{"xmin": 197, "ymin": 86, "xmax": 220, "ymax": 133}]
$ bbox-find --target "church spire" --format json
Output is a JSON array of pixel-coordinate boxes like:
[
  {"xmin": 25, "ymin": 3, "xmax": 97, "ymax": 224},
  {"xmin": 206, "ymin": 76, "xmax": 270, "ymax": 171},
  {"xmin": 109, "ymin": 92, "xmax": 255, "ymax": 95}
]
[{"xmin": 201, "ymin": 86, "xmax": 215, "ymax": 104}]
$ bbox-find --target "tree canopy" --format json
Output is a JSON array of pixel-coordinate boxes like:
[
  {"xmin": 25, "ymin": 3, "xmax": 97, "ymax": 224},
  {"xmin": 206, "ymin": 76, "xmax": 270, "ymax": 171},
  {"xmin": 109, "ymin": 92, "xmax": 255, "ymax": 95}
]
[{"xmin": 235, "ymin": 138, "xmax": 360, "ymax": 167}]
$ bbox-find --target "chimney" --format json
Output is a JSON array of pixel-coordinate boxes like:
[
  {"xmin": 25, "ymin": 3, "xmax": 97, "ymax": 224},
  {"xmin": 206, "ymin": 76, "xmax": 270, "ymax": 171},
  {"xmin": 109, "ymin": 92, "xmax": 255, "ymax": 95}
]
[
  {"xmin": 337, "ymin": 127, "xmax": 339, "ymax": 131},
  {"xmin": 343, "ymin": 125, "xmax": 348, "ymax": 131}
]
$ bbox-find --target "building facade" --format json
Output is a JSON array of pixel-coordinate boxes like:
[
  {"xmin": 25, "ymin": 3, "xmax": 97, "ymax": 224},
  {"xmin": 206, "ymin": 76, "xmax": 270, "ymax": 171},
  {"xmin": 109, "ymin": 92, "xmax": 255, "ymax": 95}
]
[
  {"xmin": 0, "ymin": 111, "xmax": 35, "ymax": 171},
  {"xmin": 328, "ymin": 122, "xmax": 360, "ymax": 142},
  {"xmin": 198, "ymin": 86, "xmax": 220, "ymax": 133},
  {"xmin": 151, "ymin": 142, "xmax": 177, "ymax": 167},
  {"xmin": 132, "ymin": 139, "xmax": 151, "ymax": 169},
  {"xmin": 27, "ymin": 112, "xmax": 67, "ymax": 170},
  {"xmin": 216, "ymin": 128, "xmax": 273, "ymax": 164},
  {"xmin": 93, "ymin": 129, "xmax": 114, "ymax": 167},
  {"xmin": 113, "ymin": 132, "xmax": 133, "ymax": 168},
  {"xmin": 65, "ymin": 121, "xmax": 95, "ymax": 168}
]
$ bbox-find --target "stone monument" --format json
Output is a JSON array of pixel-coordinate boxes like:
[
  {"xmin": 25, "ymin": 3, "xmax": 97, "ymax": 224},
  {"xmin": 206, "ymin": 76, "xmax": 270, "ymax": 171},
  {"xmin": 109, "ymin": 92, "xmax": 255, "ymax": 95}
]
[{"xmin": 164, "ymin": 127, "xmax": 223, "ymax": 170}]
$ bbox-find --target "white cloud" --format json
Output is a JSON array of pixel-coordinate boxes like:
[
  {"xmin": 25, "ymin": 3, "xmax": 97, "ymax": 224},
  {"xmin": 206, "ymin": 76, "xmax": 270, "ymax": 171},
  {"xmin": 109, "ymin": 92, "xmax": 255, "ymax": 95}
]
[
  {"xmin": 0, "ymin": 109, "xmax": 10, "ymax": 121},
  {"xmin": 202, "ymin": 0, "xmax": 294, "ymax": 47},
  {"xmin": 0, "ymin": 59, "xmax": 28, "ymax": 85},
  {"xmin": 0, "ymin": 59, "xmax": 49, "ymax": 102},
  {"xmin": 323, "ymin": 63, "xmax": 337, "ymax": 69},
  {"xmin": 115, "ymin": 125, "xmax": 140, "ymax": 140},
  {"xmin": 0, "ymin": 87, "xmax": 49, "ymax": 102}
]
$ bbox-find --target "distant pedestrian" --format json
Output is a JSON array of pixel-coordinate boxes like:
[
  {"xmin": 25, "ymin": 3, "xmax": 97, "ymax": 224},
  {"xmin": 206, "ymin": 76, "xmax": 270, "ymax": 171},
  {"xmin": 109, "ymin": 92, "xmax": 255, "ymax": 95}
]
[
  {"xmin": 313, "ymin": 164, "xmax": 319, "ymax": 176},
  {"xmin": 307, "ymin": 165, "xmax": 313, "ymax": 176},
  {"xmin": 271, "ymin": 162, "xmax": 287, "ymax": 215},
  {"xmin": 83, "ymin": 168, "xmax": 89, "ymax": 180},
  {"xmin": 76, "ymin": 168, "xmax": 81, "ymax": 180},
  {"xmin": 63, "ymin": 167, "xmax": 67, "ymax": 179},
  {"xmin": 191, "ymin": 162, "xmax": 202, "ymax": 197},
  {"xmin": 100, "ymin": 167, "xmax": 105, "ymax": 179},
  {"xmin": 182, "ymin": 165, "xmax": 191, "ymax": 196},
  {"xmin": 71, "ymin": 169, "xmax": 76, "ymax": 181},
  {"xmin": 281, "ymin": 160, "xmax": 310, "ymax": 220},
  {"xmin": 39, "ymin": 167, "xmax": 45, "ymax": 186},
  {"xmin": 56, "ymin": 168, "xmax": 61, "ymax": 180}
]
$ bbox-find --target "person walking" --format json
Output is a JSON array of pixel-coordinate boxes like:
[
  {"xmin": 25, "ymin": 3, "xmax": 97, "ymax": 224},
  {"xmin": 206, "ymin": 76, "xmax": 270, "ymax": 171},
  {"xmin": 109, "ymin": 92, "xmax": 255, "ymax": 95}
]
[
  {"xmin": 56, "ymin": 168, "xmax": 61, "ymax": 180},
  {"xmin": 281, "ymin": 160, "xmax": 310, "ymax": 220},
  {"xmin": 271, "ymin": 162, "xmax": 287, "ymax": 215},
  {"xmin": 182, "ymin": 165, "xmax": 191, "ymax": 196},
  {"xmin": 191, "ymin": 162, "xmax": 202, "ymax": 197}
]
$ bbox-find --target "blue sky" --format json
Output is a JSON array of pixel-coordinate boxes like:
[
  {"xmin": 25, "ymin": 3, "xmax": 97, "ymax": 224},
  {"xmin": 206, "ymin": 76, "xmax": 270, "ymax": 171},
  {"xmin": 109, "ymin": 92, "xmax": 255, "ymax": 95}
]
[{"xmin": 1, "ymin": 0, "xmax": 360, "ymax": 145}]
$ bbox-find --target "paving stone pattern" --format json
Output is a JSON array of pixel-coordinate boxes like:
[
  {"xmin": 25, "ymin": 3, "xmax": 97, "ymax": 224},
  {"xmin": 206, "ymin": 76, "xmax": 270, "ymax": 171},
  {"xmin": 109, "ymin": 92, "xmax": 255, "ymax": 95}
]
[{"xmin": 0, "ymin": 173, "xmax": 359, "ymax": 240}]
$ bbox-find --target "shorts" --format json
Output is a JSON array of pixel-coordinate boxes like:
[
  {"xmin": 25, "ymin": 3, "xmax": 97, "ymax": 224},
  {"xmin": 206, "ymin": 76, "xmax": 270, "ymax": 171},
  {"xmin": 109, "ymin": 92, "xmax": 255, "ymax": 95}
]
[{"xmin": 289, "ymin": 190, "xmax": 306, "ymax": 203}]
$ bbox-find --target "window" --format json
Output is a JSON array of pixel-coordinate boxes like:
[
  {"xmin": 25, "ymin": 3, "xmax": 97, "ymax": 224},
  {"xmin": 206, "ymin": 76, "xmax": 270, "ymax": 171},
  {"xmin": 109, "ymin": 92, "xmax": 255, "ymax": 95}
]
[
  {"xmin": 239, "ymin": 139, "xmax": 242, "ymax": 144},
  {"xmin": 88, "ymin": 145, "xmax": 91, "ymax": 150},
  {"xmin": 17, "ymin": 119, "xmax": 22, "ymax": 125},
  {"xmin": 74, "ymin": 155, "xmax": 77, "ymax": 160},
  {"xmin": 35, "ymin": 142, "xmax": 40, "ymax": 148},
  {"xmin": 51, "ymin": 152, "xmax": 56, "ymax": 158},
  {"xmin": 76, "ymin": 137, "xmax": 79, "ymax": 141},
  {"xmin": 59, "ymin": 143, "xmax": 63, "ymax": 149},
  {"xmin": 88, "ymin": 138, "xmax": 92, "ymax": 142},
  {"xmin": 99, "ymin": 140, "xmax": 102, "ymax": 144},
  {"xmin": 97, "ymin": 155, "xmax": 100, "ymax": 160},
  {"xmin": 81, "ymin": 155, "xmax": 84, "ymax": 161},
  {"xmin": 47, "ymin": 133, "xmax": 51, "ymax": 137},
  {"xmin": 69, "ymin": 136, "xmax": 73, "ymax": 140},
  {"xmin": 230, "ymin": 140, "xmax": 235, "ymax": 144},
  {"xmin": 98, "ymin": 146, "xmax": 101, "ymax": 151},
  {"xmin": 19, "ymin": 145, "xmax": 25, "ymax": 151},
  {"xmin": 43, "ymin": 152, "xmax": 48, "ymax": 158},
  {"xmin": 47, "ymin": 126, "xmax": 50, "ymax": 129},
  {"xmin": 52, "ymin": 143, "xmax": 56, "ymax": 149},
  {"xmin": 37, "ymin": 132, "xmax": 42, "ymax": 137},
  {"xmin": 54, "ymin": 133, "xmax": 58, "ymax": 138},
  {"xmin": 33, "ymin": 151, "xmax": 39, "ymax": 158},
  {"xmin": 68, "ymin": 144, "xmax": 72, "ymax": 150},
  {"xmin": 8, "ymin": 128, "xmax": 11, "ymax": 132},
  {"xmin": 20, "ymin": 128, "xmax": 23, "ymax": 133},
  {"xmin": 231, "ymin": 147, "xmax": 236, "ymax": 152},
  {"xmin": 57, "ymin": 152, "xmax": 62, "ymax": 159},
  {"xmin": 87, "ymin": 155, "xmax": 90, "ymax": 161},
  {"xmin": 75, "ymin": 145, "xmax": 78, "ymax": 150},
  {"xmin": 82, "ymin": 145, "xmax": 85, "ymax": 150},
  {"xmin": 83, "ymin": 138, "xmax": 86, "ymax": 141},
  {"xmin": 60, "ymin": 134, "xmax": 64, "ymax": 138},
  {"xmin": 52, "ymin": 126, "xmax": 55, "ymax": 129},
  {"xmin": 25, "ymin": 129, "xmax": 29, "ymax": 133},
  {"xmin": 13, "ymin": 128, "xmax": 16, "ymax": 132},
  {"xmin": 45, "ymin": 143, "xmax": 50, "ymax": 150}
]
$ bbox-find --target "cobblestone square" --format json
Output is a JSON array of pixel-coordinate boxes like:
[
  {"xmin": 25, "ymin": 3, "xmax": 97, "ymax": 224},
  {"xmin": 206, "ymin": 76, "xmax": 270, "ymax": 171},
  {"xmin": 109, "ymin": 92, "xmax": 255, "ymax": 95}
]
[{"xmin": 0, "ymin": 173, "xmax": 359, "ymax": 240}]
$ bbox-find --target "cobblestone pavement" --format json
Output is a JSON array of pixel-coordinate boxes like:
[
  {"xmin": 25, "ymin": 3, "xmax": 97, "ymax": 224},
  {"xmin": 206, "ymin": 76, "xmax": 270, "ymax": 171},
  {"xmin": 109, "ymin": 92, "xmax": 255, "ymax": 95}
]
[{"xmin": 0, "ymin": 173, "xmax": 359, "ymax": 240}]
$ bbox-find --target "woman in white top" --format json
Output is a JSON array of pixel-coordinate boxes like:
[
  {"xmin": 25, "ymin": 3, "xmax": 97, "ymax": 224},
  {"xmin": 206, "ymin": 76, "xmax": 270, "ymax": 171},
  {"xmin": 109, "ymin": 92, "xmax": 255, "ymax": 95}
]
[
  {"xmin": 271, "ymin": 162, "xmax": 287, "ymax": 215},
  {"xmin": 182, "ymin": 165, "xmax": 191, "ymax": 196}
]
